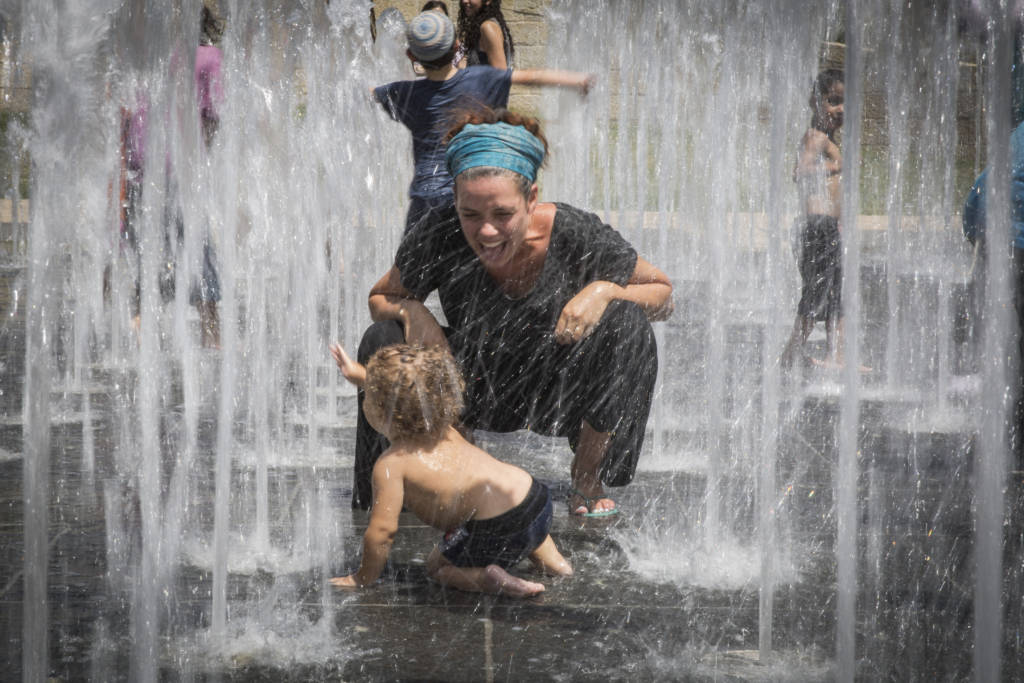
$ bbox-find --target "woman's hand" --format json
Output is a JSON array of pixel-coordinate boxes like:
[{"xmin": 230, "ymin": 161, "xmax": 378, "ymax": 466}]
[
  {"xmin": 368, "ymin": 266, "xmax": 450, "ymax": 350},
  {"xmin": 401, "ymin": 303, "xmax": 450, "ymax": 349},
  {"xmin": 555, "ymin": 282, "xmax": 616, "ymax": 344},
  {"xmin": 330, "ymin": 343, "xmax": 366, "ymax": 387}
]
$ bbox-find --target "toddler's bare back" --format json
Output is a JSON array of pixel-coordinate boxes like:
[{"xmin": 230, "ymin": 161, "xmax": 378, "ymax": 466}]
[{"xmin": 382, "ymin": 427, "xmax": 534, "ymax": 531}]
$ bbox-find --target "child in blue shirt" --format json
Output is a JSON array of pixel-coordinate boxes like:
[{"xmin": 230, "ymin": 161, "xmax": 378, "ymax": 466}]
[{"xmin": 374, "ymin": 11, "xmax": 592, "ymax": 235}]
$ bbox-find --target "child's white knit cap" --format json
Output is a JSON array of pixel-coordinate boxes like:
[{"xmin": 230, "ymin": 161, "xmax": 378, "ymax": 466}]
[{"xmin": 407, "ymin": 12, "xmax": 455, "ymax": 61}]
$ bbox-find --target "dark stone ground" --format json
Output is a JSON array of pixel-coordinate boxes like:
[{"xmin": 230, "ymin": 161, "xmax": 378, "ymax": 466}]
[{"xmin": 0, "ymin": 263, "xmax": 1023, "ymax": 681}]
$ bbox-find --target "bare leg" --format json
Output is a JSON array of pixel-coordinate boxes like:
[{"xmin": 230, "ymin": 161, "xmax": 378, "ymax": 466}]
[
  {"xmin": 198, "ymin": 301, "xmax": 220, "ymax": 349},
  {"xmin": 781, "ymin": 315, "xmax": 815, "ymax": 368},
  {"xmin": 528, "ymin": 535, "xmax": 573, "ymax": 576},
  {"xmin": 426, "ymin": 547, "xmax": 545, "ymax": 597},
  {"xmin": 822, "ymin": 316, "xmax": 870, "ymax": 371},
  {"xmin": 569, "ymin": 421, "xmax": 616, "ymax": 514},
  {"xmin": 824, "ymin": 314, "xmax": 843, "ymax": 366}
]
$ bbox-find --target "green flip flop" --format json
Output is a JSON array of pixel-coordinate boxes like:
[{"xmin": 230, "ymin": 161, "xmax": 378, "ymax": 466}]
[{"xmin": 568, "ymin": 488, "xmax": 620, "ymax": 517}]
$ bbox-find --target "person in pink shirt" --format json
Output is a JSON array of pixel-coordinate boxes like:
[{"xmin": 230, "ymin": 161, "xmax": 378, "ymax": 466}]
[
  {"xmin": 115, "ymin": 4, "xmax": 225, "ymax": 347},
  {"xmin": 195, "ymin": 9, "xmax": 223, "ymax": 150},
  {"xmin": 187, "ymin": 3, "xmax": 225, "ymax": 347}
]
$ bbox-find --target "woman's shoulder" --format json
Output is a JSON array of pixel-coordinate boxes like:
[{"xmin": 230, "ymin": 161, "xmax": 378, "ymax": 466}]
[
  {"xmin": 195, "ymin": 45, "xmax": 222, "ymax": 74},
  {"xmin": 550, "ymin": 202, "xmax": 604, "ymax": 231},
  {"xmin": 479, "ymin": 17, "xmax": 503, "ymax": 36},
  {"xmin": 545, "ymin": 204, "xmax": 611, "ymax": 256},
  {"xmin": 548, "ymin": 203, "xmax": 635, "ymax": 261}
]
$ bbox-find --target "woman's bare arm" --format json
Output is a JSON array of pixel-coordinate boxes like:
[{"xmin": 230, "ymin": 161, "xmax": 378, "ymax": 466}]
[
  {"xmin": 478, "ymin": 19, "xmax": 506, "ymax": 70},
  {"xmin": 555, "ymin": 257, "xmax": 674, "ymax": 344},
  {"xmin": 368, "ymin": 266, "xmax": 449, "ymax": 349},
  {"xmin": 621, "ymin": 257, "xmax": 675, "ymax": 320}
]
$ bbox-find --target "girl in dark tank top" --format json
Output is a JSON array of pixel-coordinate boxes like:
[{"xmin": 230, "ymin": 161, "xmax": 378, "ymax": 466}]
[{"xmin": 456, "ymin": 0, "xmax": 514, "ymax": 69}]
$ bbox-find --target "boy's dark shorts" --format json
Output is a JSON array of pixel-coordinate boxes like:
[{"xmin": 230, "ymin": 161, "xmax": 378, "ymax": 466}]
[
  {"xmin": 797, "ymin": 214, "xmax": 842, "ymax": 322},
  {"xmin": 439, "ymin": 478, "xmax": 552, "ymax": 569}
]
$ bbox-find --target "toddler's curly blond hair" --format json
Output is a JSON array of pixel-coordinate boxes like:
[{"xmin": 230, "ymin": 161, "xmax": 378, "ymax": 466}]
[{"xmin": 365, "ymin": 344, "xmax": 465, "ymax": 441}]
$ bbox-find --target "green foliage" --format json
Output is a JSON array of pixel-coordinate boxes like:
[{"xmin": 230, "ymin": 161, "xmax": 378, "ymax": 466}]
[{"xmin": 0, "ymin": 110, "xmax": 30, "ymax": 198}]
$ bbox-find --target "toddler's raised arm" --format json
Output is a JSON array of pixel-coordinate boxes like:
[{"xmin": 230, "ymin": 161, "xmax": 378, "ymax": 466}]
[{"xmin": 330, "ymin": 343, "xmax": 366, "ymax": 387}]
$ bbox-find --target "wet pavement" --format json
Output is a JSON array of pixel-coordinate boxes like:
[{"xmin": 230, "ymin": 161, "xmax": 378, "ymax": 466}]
[
  {"xmin": 0, "ymin": 425, "xmax": 838, "ymax": 682},
  {"xmin": 3, "ymin": 390, "xmax": 1021, "ymax": 681},
  {"xmin": 1, "ymin": 264, "xmax": 1023, "ymax": 681}
]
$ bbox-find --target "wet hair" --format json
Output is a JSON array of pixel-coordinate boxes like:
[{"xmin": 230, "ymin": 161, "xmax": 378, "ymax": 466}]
[
  {"xmin": 200, "ymin": 4, "xmax": 225, "ymax": 47},
  {"xmin": 417, "ymin": 43, "xmax": 459, "ymax": 70},
  {"xmin": 810, "ymin": 68, "xmax": 844, "ymax": 108},
  {"xmin": 457, "ymin": 0, "xmax": 515, "ymax": 64},
  {"xmin": 421, "ymin": 1, "xmax": 449, "ymax": 16},
  {"xmin": 364, "ymin": 344, "xmax": 465, "ymax": 442},
  {"xmin": 445, "ymin": 108, "xmax": 549, "ymax": 198}
]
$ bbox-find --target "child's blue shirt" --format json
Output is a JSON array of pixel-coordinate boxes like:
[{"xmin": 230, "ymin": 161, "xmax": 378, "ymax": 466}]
[
  {"xmin": 374, "ymin": 66, "xmax": 512, "ymax": 200},
  {"xmin": 963, "ymin": 122, "xmax": 1024, "ymax": 249}
]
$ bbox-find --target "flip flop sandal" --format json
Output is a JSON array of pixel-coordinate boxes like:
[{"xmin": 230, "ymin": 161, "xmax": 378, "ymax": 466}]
[{"xmin": 568, "ymin": 488, "xmax": 619, "ymax": 517}]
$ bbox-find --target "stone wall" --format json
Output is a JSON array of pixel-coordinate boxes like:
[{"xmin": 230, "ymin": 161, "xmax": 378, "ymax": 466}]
[
  {"xmin": 0, "ymin": 32, "xmax": 31, "ymax": 113},
  {"xmin": 0, "ymin": 27, "xmax": 30, "ymax": 236}
]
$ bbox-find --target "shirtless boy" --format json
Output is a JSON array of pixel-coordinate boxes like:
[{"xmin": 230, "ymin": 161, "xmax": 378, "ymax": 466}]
[
  {"xmin": 781, "ymin": 68, "xmax": 847, "ymax": 369},
  {"xmin": 328, "ymin": 342, "xmax": 573, "ymax": 597}
]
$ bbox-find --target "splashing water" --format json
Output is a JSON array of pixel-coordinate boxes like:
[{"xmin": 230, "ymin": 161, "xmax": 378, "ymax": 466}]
[{"xmin": 6, "ymin": 0, "xmax": 1022, "ymax": 678}]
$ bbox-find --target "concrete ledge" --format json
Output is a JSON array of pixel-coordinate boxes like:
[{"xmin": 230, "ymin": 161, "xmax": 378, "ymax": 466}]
[{"xmin": 598, "ymin": 210, "xmax": 962, "ymax": 242}]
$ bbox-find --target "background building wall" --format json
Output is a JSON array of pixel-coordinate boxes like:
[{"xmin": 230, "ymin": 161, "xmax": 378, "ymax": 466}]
[{"xmin": 0, "ymin": 3, "xmax": 989, "ymax": 217}]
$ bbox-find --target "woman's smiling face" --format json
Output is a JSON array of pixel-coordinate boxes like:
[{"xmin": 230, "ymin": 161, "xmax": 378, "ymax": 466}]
[
  {"xmin": 454, "ymin": 172, "xmax": 538, "ymax": 272},
  {"xmin": 461, "ymin": 0, "xmax": 485, "ymax": 18}
]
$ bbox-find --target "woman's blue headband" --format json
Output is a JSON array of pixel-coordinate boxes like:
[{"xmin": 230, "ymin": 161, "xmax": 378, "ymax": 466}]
[{"xmin": 445, "ymin": 121, "xmax": 546, "ymax": 183}]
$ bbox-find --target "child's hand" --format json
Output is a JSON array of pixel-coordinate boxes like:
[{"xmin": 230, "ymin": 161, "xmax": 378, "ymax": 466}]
[
  {"xmin": 580, "ymin": 74, "xmax": 596, "ymax": 96},
  {"xmin": 329, "ymin": 575, "xmax": 359, "ymax": 588},
  {"xmin": 330, "ymin": 343, "xmax": 367, "ymax": 387}
]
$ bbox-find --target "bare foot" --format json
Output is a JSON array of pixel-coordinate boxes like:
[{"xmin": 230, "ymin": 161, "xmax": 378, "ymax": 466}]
[
  {"xmin": 528, "ymin": 536, "xmax": 573, "ymax": 576},
  {"xmin": 811, "ymin": 357, "xmax": 872, "ymax": 373},
  {"xmin": 482, "ymin": 565, "xmax": 545, "ymax": 597},
  {"xmin": 329, "ymin": 575, "xmax": 357, "ymax": 588},
  {"xmin": 198, "ymin": 302, "xmax": 221, "ymax": 349}
]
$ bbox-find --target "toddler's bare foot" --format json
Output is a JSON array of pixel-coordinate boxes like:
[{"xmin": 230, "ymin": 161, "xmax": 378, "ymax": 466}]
[
  {"xmin": 483, "ymin": 565, "xmax": 545, "ymax": 597},
  {"xmin": 530, "ymin": 555, "xmax": 573, "ymax": 576},
  {"xmin": 528, "ymin": 536, "xmax": 573, "ymax": 576}
]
